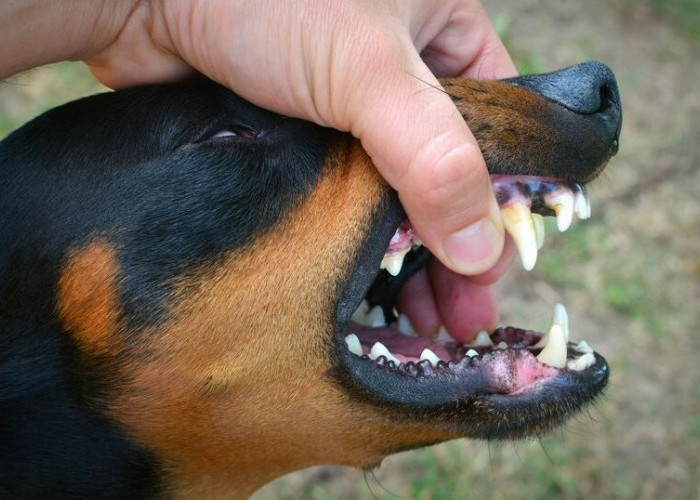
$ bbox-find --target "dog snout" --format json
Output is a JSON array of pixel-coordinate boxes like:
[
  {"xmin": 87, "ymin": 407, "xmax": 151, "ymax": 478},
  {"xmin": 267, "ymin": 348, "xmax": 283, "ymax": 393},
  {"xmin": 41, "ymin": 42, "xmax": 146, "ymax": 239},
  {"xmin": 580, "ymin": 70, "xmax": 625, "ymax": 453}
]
[{"xmin": 507, "ymin": 61, "xmax": 622, "ymax": 154}]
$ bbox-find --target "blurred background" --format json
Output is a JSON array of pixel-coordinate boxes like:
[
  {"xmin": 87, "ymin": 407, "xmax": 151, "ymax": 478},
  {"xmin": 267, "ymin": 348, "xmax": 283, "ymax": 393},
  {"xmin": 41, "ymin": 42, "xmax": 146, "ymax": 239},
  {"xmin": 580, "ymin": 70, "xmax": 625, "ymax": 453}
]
[{"xmin": 1, "ymin": 0, "xmax": 698, "ymax": 498}]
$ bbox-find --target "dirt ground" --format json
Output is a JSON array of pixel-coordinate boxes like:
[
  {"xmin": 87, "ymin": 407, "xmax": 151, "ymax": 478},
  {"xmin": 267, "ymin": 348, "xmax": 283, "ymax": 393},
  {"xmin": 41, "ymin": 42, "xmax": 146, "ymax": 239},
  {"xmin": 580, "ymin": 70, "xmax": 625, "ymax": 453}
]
[{"xmin": 0, "ymin": 0, "xmax": 698, "ymax": 498}]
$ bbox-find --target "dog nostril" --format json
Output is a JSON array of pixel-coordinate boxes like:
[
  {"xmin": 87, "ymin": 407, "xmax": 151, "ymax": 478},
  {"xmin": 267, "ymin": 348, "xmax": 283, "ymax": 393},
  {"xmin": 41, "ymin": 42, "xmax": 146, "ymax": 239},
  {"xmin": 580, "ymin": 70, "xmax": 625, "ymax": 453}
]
[{"xmin": 598, "ymin": 83, "xmax": 616, "ymax": 113}]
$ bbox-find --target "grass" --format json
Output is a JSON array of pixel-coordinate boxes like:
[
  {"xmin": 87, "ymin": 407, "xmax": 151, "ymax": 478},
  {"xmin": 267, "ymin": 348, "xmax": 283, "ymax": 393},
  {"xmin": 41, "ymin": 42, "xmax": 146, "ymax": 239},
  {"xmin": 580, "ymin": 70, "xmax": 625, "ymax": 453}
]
[
  {"xmin": 0, "ymin": 62, "xmax": 105, "ymax": 138},
  {"xmin": 494, "ymin": 13, "xmax": 545, "ymax": 75},
  {"xmin": 646, "ymin": 0, "xmax": 700, "ymax": 41}
]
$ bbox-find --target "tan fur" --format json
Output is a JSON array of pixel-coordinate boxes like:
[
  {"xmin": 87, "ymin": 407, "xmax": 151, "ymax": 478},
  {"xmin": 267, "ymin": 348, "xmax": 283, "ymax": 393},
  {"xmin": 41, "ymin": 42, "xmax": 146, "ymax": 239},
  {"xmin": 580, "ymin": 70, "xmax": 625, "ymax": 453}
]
[
  {"xmin": 69, "ymin": 142, "xmax": 451, "ymax": 497},
  {"xmin": 57, "ymin": 241, "xmax": 120, "ymax": 357}
]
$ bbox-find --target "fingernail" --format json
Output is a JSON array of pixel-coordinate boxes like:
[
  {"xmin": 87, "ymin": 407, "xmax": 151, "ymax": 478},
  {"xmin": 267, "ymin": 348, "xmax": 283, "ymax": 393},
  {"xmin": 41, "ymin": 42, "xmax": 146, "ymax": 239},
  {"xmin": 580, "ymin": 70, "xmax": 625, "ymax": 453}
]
[{"xmin": 443, "ymin": 215, "xmax": 503, "ymax": 275}]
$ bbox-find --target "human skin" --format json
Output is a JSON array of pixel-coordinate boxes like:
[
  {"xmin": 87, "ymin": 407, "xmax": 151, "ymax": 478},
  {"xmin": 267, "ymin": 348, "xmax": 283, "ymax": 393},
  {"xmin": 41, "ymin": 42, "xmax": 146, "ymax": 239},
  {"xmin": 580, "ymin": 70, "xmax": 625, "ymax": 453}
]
[{"xmin": 0, "ymin": 0, "xmax": 516, "ymax": 338}]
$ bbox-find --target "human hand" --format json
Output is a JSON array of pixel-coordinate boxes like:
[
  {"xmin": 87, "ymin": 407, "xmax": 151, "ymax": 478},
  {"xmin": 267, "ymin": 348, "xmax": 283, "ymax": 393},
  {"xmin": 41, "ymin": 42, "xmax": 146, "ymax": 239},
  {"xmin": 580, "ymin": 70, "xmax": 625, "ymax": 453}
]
[
  {"xmin": 1, "ymin": 0, "xmax": 516, "ymax": 339},
  {"xmin": 84, "ymin": 0, "xmax": 517, "ymax": 340},
  {"xmin": 87, "ymin": 0, "xmax": 515, "ymax": 272}
]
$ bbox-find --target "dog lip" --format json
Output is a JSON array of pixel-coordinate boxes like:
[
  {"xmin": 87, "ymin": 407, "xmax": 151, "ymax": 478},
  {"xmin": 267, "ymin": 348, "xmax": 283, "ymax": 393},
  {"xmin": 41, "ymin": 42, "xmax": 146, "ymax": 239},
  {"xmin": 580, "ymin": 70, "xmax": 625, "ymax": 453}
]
[{"xmin": 333, "ymin": 331, "xmax": 609, "ymax": 437}]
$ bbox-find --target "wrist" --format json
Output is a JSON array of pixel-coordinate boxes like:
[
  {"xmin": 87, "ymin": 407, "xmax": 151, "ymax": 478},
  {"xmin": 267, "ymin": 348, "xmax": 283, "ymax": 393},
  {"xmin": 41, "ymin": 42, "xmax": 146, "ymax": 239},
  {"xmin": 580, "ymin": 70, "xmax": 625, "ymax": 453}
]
[{"xmin": 0, "ymin": 0, "xmax": 138, "ymax": 79}]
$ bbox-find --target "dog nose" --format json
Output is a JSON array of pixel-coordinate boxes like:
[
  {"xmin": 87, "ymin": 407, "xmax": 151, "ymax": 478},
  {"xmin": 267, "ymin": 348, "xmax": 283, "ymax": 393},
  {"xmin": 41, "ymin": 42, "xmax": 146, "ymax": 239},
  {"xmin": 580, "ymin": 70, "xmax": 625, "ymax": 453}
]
[{"xmin": 508, "ymin": 61, "xmax": 622, "ymax": 154}]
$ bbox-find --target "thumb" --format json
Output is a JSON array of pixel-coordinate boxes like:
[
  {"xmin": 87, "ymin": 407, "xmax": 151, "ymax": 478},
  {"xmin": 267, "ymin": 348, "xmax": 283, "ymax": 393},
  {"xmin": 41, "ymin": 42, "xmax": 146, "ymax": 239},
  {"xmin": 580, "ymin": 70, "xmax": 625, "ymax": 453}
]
[{"xmin": 349, "ymin": 35, "xmax": 504, "ymax": 275}]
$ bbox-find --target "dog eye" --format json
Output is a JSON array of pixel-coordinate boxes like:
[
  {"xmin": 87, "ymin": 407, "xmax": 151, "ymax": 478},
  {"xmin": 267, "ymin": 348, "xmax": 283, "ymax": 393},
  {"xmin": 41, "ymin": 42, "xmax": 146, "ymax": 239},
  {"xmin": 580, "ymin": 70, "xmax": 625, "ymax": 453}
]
[{"xmin": 207, "ymin": 125, "xmax": 259, "ymax": 141}]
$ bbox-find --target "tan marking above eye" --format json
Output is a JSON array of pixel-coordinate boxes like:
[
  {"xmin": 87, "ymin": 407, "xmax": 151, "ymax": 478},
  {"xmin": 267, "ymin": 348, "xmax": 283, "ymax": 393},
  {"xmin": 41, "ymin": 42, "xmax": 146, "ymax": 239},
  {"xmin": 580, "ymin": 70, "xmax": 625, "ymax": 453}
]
[{"xmin": 57, "ymin": 240, "xmax": 121, "ymax": 357}]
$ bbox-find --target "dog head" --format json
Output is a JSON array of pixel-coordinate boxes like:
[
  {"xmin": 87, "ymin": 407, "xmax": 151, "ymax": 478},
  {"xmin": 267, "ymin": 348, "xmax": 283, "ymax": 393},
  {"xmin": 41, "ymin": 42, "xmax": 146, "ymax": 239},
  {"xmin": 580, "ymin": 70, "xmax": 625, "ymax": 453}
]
[{"xmin": 0, "ymin": 61, "xmax": 621, "ymax": 497}]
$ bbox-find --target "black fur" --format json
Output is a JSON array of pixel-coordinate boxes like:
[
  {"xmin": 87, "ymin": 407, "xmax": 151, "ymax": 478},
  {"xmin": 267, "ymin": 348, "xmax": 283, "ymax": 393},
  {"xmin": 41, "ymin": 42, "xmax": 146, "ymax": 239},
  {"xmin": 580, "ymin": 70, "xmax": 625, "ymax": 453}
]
[{"xmin": 0, "ymin": 80, "xmax": 338, "ymax": 497}]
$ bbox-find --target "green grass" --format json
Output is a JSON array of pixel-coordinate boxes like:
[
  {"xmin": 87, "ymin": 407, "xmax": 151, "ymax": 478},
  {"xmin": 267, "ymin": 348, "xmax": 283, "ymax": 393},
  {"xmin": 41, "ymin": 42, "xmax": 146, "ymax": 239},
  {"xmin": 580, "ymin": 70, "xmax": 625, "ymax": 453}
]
[
  {"xmin": 0, "ymin": 62, "xmax": 105, "ymax": 138},
  {"xmin": 647, "ymin": 0, "xmax": 700, "ymax": 41},
  {"xmin": 494, "ymin": 12, "xmax": 545, "ymax": 75}
]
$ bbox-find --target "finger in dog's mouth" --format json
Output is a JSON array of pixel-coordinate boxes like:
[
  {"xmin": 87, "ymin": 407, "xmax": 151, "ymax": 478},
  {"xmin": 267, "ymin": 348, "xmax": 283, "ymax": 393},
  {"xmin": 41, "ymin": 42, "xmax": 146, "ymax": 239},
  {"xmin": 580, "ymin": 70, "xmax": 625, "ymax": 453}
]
[{"xmin": 334, "ymin": 175, "xmax": 609, "ymax": 438}]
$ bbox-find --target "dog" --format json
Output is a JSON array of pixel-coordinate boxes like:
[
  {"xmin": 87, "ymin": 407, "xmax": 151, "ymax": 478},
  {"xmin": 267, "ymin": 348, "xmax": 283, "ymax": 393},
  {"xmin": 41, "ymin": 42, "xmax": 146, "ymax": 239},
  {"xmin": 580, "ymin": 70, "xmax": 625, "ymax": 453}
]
[{"xmin": 0, "ymin": 61, "xmax": 621, "ymax": 498}]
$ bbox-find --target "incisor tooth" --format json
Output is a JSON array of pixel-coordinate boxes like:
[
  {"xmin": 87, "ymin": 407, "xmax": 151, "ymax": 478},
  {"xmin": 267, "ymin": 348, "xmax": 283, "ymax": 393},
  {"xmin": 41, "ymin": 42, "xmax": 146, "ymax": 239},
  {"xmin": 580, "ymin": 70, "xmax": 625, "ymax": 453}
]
[
  {"xmin": 547, "ymin": 192, "xmax": 575, "ymax": 231},
  {"xmin": 367, "ymin": 305, "xmax": 386, "ymax": 328},
  {"xmin": 344, "ymin": 334, "xmax": 362, "ymax": 356},
  {"xmin": 552, "ymin": 303, "xmax": 570, "ymax": 343},
  {"xmin": 473, "ymin": 330, "xmax": 494, "ymax": 347},
  {"xmin": 501, "ymin": 202, "xmax": 538, "ymax": 271},
  {"xmin": 419, "ymin": 348, "xmax": 441, "ymax": 366},
  {"xmin": 370, "ymin": 342, "xmax": 399, "ymax": 364},
  {"xmin": 397, "ymin": 314, "xmax": 418, "ymax": 337},
  {"xmin": 532, "ymin": 213, "xmax": 545, "ymax": 249},
  {"xmin": 466, "ymin": 349, "xmax": 479, "ymax": 358},
  {"xmin": 567, "ymin": 352, "xmax": 595, "ymax": 371},
  {"xmin": 536, "ymin": 324, "xmax": 567, "ymax": 368},
  {"xmin": 497, "ymin": 341, "xmax": 508, "ymax": 350}
]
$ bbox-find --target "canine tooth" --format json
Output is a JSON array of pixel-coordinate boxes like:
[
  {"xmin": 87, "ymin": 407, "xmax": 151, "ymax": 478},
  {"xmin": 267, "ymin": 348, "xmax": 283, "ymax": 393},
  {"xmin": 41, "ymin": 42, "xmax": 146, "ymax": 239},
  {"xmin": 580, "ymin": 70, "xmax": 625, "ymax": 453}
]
[
  {"xmin": 397, "ymin": 314, "xmax": 418, "ymax": 337},
  {"xmin": 501, "ymin": 202, "xmax": 538, "ymax": 271},
  {"xmin": 496, "ymin": 341, "xmax": 508, "ymax": 350},
  {"xmin": 576, "ymin": 340, "xmax": 593, "ymax": 354},
  {"xmin": 351, "ymin": 299, "xmax": 370, "ymax": 324},
  {"xmin": 473, "ymin": 330, "xmax": 494, "ymax": 347},
  {"xmin": 436, "ymin": 326, "xmax": 453, "ymax": 342},
  {"xmin": 370, "ymin": 342, "xmax": 399, "ymax": 364},
  {"xmin": 567, "ymin": 352, "xmax": 595, "ymax": 371},
  {"xmin": 344, "ymin": 334, "xmax": 362, "ymax": 356},
  {"xmin": 552, "ymin": 303, "xmax": 570, "ymax": 343},
  {"xmin": 532, "ymin": 213, "xmax": 545, "ymax": 249},
  {"xmin": 466, "ymin": 349, "xmax": 479, "ymax": 358},
  {"xmin": 534, "ymin": 331, "xmax": 548, "ymax": 349},
  {"xmin": 586, "ymin": 195, "xmax": 592, "ymax": 218},
  {"xmin": 380, "ymin": 248, "xmax": 409, "ymax": 277},
  {"xmin": 546, "ymin": 192, "xmax": 575, "ymax": 232},
  {"xmin": 574, "ymin": 187, "xmax": 591, "ymax": 220},
  {"xmin": 536, "ymin": 324, "xmax": 567, "ymax": 368},
  {"xmin": 367, "ymin": 305, "xmax": 386, "ymax": 328},
  {"xmin": 419, "ymin": 348, "xmax": 441, "ymax": 366}
]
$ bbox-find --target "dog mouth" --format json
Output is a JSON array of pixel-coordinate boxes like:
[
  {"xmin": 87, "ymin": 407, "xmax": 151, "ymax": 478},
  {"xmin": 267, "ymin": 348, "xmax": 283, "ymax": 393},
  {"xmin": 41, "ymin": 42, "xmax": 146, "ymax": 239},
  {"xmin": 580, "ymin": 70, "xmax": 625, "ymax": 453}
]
[{"xmin": 334, "ymin": 175, "xmax": 609, "ymax": 438}]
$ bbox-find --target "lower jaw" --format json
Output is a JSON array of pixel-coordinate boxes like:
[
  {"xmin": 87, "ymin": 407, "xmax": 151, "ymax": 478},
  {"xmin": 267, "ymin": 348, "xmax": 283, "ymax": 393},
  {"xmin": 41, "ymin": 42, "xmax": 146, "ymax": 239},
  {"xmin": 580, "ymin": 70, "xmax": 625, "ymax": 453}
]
[{"xmin": 334, "ymin": 327, "xmax": 609, "ymax": 439}]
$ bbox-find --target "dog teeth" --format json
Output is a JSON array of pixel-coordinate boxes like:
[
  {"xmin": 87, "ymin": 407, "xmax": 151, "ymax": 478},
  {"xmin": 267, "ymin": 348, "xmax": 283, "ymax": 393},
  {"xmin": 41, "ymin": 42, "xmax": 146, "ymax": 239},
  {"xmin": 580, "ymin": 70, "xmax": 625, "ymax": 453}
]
[
  {"xmin": 419, "ymin": 348, "xmax": 441, "ymax": 366},
  {"xmin": 574, "ymin": 185, "xmax": 591, "ymax": 219},
  {"xmin": 532, "ymin": 213, "xmax": 545, "ymax": 249},
  {"xmin": 567, "ymin": 352, "xmax": 595, "ymax": 371},
  {"xmin": 367, "ymin": 306, "xmax": 386, "ymax": 327},
  {"xmin": 536, "ymin": 324, "xmax": 567, "ymax": 368},
  {"xmin": 552, "ymin": 303, "xmax": 570, "ymax": 343},
  {"xmin": 352, "ymin": 303, "xmax": 386, "ymax": 327},
  {"xmin": 380, "ymin": 248, "xmax": 410, "ymax": 276},
  {"xmin": 472, "ymin": 330, "xmax": 494, "ymax": 347},
  {"xmin": 350, "ymin": 299, "xmax": 370, "ymax": 324},
  {"xmin": 534, "ymin": 303, "xmax": 570, "ymax": 348},
  {"xmin": 436, "ymin": 326, "xmax": 454, "ymax": 342},
  {"xmin": 370, "ymin": 342, "xmax": 399, "ymax": 364},
  {"xmin": 344, "ymin": 334, "xmax": 363, "ymax": 356},
  {"xmin": 501, "ymin": 202, "xmax": 538, "ymax": 271},
  {"xmin": 466, "ymin": 349, "xmax": 479, "ymax": 358},
  {"xmin": 496, "ymin": 341, "xmax": 508, "ymax": 350},
  {"xmin": 397, "ymin": 314, "xmax": 418, "ymax": 337},
  {"xmin": 545, "ymin": 191, "xmax": 575, "ymax": 232},
  {"xmin": 576, "ymin": 340, "xmax": 593, "ymax": 354}
]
